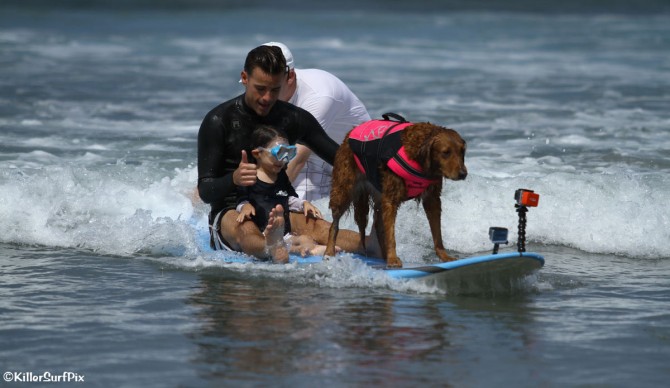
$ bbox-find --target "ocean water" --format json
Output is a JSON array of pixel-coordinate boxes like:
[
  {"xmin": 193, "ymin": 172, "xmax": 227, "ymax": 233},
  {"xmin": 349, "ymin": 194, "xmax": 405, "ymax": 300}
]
[{"xmin": 2, "ymin": 1, "xmax": 670, "ymax": 387}]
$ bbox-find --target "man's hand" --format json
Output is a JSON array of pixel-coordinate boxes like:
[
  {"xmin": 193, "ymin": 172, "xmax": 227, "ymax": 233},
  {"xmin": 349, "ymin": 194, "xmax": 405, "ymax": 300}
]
[{"xmin": 233, "ymin": 150, "xmax": 257, "ymax": 186}]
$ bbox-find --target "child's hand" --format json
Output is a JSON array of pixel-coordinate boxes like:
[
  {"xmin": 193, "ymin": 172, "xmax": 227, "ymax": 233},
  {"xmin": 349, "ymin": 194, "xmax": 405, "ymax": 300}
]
[
  {"xmin": 303, "ymin": 201, "xmax": 322, "ymax": 219},
  {"xmin": 236, "ymin": 203, "xmax": 255, "ymax": 223}
]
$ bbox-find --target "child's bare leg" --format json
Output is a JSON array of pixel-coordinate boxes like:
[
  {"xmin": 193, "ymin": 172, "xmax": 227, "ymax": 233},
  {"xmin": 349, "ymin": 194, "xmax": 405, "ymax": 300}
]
[
  {"xmin": 289, "ymin": 213, "xmax": 362, "ymax": 253},
  {"xmin": 289, "ymin": 234, "xmax": 341, "ymax": 257}
]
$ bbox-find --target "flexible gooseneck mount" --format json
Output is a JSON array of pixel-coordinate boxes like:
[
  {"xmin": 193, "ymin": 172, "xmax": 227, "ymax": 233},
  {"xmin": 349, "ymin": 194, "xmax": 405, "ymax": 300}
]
[{"xmin": 488, "ymin": 189, "xmax": 540, "ymax": 255}]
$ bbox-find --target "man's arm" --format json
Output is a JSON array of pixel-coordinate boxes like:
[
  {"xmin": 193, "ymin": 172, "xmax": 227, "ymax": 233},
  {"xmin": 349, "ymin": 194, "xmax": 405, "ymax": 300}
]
[
  {"xmin": 286, "ymin": 95, "xmax": 338, "ymax": 181},
  {"xmin": 197, "ymin": 111, "xmax": 257, "ymax": 205},
  {"xmin": 297, "ymin": 110, "xmax": 338, "ymax": 165},
  {"xmin": 197, "ymin": 112, "xmax": 232, "ymax": 204},
  {"xmin": 286, "ymin": 144, "xmax": 312, "ymax": 182},
  {"xmin": 198, "ymin": 153, "xmax": 257, "ymax": 205}
]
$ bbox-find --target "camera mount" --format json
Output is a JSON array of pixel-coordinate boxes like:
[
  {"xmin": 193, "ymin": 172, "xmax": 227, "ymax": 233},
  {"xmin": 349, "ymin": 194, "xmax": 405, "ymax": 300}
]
[{"xmin": 488, "ymin": 189, "xmax": 540, "ymax": 254}]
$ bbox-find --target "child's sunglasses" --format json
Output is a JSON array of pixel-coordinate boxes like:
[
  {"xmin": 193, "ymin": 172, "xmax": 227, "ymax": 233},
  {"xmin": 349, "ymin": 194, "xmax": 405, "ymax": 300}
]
[{"xmin": 258, "ymin": 144, "xmax": 298, "ymax": 163}]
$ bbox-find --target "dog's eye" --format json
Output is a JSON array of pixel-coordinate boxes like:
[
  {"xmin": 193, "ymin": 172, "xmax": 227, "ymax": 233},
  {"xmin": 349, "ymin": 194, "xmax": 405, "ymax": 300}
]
[{"xmin": 442, "ymin": 150, "xmax": 451, "ymax": 158}]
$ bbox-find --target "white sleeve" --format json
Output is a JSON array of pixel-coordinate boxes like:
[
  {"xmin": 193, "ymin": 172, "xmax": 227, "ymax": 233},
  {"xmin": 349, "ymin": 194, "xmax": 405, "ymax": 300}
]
[
  {"xmin": 236, "ymin": 200, "xmax": 249, "ymax": 213},
  {"xmin": 288, "ymin": 196, "xmax": 305, "ymax": 212}
]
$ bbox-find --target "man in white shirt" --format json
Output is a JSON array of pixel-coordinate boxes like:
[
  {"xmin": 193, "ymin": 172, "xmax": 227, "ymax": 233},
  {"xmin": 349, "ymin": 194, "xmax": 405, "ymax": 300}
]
[{"xmin": 262, "ymin": 42, "xmax": 371, "ymax": 202}]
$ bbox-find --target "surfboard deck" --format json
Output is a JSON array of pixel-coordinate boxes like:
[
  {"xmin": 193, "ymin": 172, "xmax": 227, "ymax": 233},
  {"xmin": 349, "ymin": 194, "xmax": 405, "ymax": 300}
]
[
  {"xmin": 216, "ymin": 250, "xmax": 544, "ymax": 281},
  {"xmin": 194, "ymin": 222, "xmax": 543, "ymax": 288}
]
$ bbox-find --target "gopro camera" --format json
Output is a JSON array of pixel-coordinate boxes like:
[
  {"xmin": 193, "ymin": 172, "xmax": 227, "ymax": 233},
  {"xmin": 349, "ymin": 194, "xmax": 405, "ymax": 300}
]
[
  {"xmin": 488, "ymin": 227, "xmax": 508, "ymax": 254},
  {"xmin": 489, "ymin": 227, "xmax": 509, "ymax": 245},
  {"xmin": 515, "ymin": 189, "xmax": 539, "ymax": 207}
]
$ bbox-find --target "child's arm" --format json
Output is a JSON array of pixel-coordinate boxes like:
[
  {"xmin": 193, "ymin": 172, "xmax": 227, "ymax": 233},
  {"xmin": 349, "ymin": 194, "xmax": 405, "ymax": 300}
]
[
  {"xmin": 288, "ymin": 196, "xmax": 304, "ymax": 212},
  {"xmin": 284, "ymin": 171, "xmax": 321, "ymax": 218},
  {"xmin": 235, "ymin": 201, "xmax": 256, "ymax": 223},
  {"xmin": 288, "ymin": 196, "xmax": 322, "ymax": 218},
  {"xmin": 301, "ymin": 199, "xmax": 323, "ymax": 219}
]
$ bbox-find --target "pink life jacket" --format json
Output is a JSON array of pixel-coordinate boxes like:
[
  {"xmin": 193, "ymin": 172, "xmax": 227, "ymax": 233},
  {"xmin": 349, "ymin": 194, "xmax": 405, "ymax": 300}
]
[{"xmin": 348, "ymin": 115, "xmax": 439, "ymax": 198}]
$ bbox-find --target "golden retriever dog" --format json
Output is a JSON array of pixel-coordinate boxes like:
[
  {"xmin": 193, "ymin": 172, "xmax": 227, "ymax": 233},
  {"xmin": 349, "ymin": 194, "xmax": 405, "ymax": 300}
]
[{"xmin": 324, "ymin": 114, "xmax": 467, "ymax": 268}]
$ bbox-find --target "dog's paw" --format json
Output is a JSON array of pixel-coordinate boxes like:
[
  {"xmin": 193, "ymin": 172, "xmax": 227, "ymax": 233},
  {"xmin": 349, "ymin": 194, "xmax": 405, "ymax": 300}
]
[
  {"xmin": 386, "ymin": 257, "xmax": 403, "ymax": 268},
  {"xmin": 437, "ymin": 250, "xmax": 457, "ymax": 262}
]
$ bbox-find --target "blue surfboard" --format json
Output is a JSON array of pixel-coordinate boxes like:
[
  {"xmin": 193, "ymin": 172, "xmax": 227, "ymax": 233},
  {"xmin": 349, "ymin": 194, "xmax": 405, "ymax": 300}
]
[
  {"xmin": 215, "ymin": 250, "xmax": 544, "ymax": 282},
  {"xmin": 193, "ymin": 219, "xmax": 543, "ymax": 284}
]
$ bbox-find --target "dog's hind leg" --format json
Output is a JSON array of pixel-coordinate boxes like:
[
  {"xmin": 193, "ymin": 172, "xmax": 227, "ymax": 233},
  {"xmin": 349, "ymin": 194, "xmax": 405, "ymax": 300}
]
[
  {"xmin": 352, "ymin": 188, "xmax": 369, "ymax": 252},
  {"xmin": 325, "ymin": 191, "xmax": 349, "ymax": 257},
  {"xmin": 370, "ymin": 199, "xmax": 386, "ymax": 258},
  {"xmin": 325, "ymin": 195, "xmax": 352, "ymax": 257},
  {"xmin": 325, "ymin": 144, "xmax": 357, "ymax": 257},
  {"xmin": 324, "ymin": 214, "xmax": 341, "ymax": 258}
]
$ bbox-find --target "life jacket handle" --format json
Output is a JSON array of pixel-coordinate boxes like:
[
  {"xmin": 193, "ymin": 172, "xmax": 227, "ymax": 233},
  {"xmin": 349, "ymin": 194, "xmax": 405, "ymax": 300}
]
[{"xmin": 381, "ymin": 112, "xmax": 408, "ymax": 123}]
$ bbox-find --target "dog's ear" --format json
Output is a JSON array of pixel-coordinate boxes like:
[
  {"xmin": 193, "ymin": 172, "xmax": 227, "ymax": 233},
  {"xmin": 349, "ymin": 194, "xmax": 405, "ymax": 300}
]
[
  {"xmin": 417, "ymin": 124, "xmax": 449, "ymax": 172},
  {"xmin": 420, "ymin": 137, "xmax": 438, "ymax": 172},
  {"xmin": 404, "ymin": 123, "xmax": 440, "ymax": 169}
]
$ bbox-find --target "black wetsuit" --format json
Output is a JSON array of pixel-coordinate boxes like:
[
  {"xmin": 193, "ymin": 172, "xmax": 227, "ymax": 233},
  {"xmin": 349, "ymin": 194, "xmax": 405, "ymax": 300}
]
[
  {"xmin": 197, "ymin": 94, "xmax": 338, "ymax": 223},
  {"xmin": 237, "ymin": 169, "xmax": 297, "ymax": 234}
]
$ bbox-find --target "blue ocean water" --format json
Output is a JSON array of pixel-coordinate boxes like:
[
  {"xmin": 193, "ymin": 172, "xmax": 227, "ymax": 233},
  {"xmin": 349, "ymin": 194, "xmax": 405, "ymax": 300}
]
[{"xmin": 1, "ymin": 1, "xmax": 669, "ymax": 387}]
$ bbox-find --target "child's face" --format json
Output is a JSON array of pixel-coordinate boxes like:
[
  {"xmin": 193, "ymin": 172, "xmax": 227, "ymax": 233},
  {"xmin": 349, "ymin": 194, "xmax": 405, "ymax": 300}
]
[{"xmin": 254, "ymin": 138, "xmax": 293, "ymax": 174}]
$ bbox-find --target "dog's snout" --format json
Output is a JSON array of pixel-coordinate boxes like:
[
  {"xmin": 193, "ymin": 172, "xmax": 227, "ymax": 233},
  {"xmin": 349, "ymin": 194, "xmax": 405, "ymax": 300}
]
[{"xmin": 458, "ymin": 168, "xmax": 468, "ymax": 180}]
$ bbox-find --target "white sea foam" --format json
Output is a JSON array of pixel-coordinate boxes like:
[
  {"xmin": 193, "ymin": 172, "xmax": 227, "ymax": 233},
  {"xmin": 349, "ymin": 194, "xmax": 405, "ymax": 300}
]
[{"xmin": 1, "ymin": 160, "xmax": 667, "ymax": 262}]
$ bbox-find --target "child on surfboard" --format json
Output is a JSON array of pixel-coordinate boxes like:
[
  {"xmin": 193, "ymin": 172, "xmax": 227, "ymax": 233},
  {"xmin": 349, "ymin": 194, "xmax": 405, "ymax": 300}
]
[{"xmin": 235, "ymin": 125, "xmax": 340, "ymax": 258}]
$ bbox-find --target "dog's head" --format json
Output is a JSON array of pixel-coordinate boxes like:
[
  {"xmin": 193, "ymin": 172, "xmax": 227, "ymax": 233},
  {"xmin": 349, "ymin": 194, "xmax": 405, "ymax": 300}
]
[{"xmin": 404, "ymin": 123, "xmax": 467, "ymax": 181}]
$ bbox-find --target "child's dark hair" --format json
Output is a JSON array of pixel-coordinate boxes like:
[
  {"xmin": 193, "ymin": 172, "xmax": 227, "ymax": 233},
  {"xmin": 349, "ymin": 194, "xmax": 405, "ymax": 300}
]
[
  {"xmin": 244, "ymin": 45, "xmax": 288, "ymax": 78},
  {"xmin": 250, "ymin": 125, "xmax": 287, "ymax": 150}
]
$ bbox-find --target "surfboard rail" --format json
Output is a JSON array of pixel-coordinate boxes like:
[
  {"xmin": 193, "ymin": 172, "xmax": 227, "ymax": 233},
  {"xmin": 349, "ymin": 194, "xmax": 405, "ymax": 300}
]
[{"xmin": 381, "ymin": 252, "xmax": 544, "ymax": 279}]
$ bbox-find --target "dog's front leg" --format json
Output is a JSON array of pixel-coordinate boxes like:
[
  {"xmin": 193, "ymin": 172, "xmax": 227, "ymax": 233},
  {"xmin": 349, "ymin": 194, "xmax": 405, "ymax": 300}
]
[
  {"xmin": 381, "ymin": 197, "xmax": 403, "ymax": 268},
  {"xmin": 422, "ymin": 191, "xmax": 457, "ymax": 262}
]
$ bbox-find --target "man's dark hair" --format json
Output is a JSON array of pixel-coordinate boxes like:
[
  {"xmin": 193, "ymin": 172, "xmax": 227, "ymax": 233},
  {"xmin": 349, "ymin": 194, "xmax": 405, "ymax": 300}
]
[{"xmin": 244, "ymin": 45, "xmax": 288, "ymax": 78}]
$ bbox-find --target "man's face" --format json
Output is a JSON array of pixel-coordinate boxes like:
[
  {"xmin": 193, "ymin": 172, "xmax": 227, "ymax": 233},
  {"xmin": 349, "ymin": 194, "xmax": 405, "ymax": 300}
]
[{"xmin": 241, "ymin": 68, "xmax": 284, "ymax": 116}]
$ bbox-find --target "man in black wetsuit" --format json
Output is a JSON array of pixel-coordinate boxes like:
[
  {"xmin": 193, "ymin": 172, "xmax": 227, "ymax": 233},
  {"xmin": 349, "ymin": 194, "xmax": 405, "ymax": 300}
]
[{"xmin": 197, "ymin": 45, "xmax": 360, "ymax": 262}]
